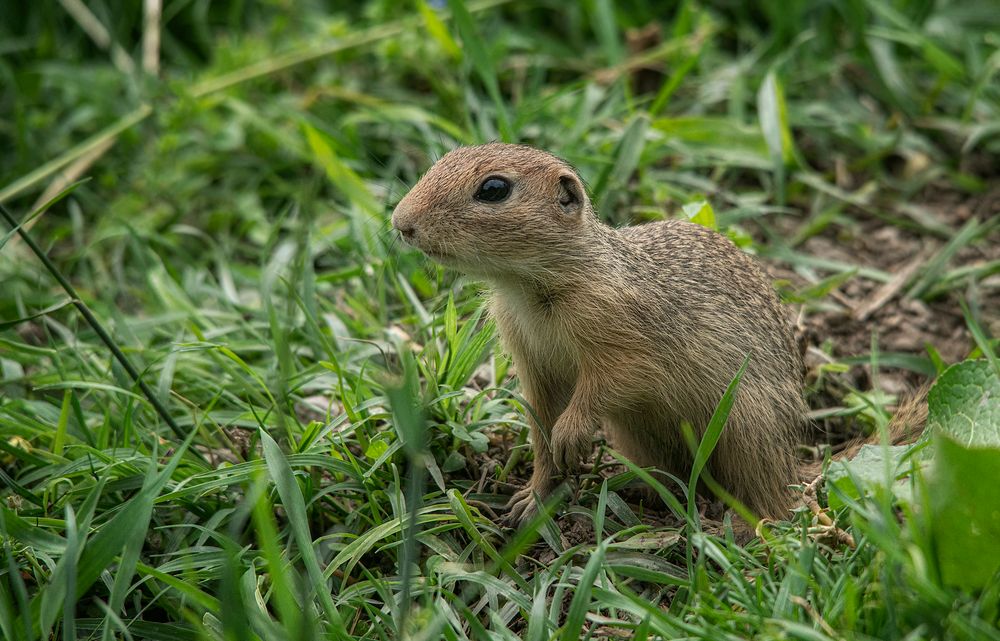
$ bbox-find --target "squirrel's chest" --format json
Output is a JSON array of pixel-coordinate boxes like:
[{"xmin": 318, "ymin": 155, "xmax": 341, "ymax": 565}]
[{"xmin": 489, "ymin": 292, "xmax": 579, "ymax": 372}]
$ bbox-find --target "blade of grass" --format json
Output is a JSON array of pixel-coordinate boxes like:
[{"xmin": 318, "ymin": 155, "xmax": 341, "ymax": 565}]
[
  {"xmin": 259, "ymin": 428, "xmax": 350, "ymax": 639},
  {"xmin": 757, "ymin": 71, "xmax": 795, "ymax": 204},
  {"xmin": 687, "ymin": 354, "xmax": 750, "ymax": 525},
  {"xmin": 447, "ymin": 490, "xmax": 530, "ymax": 592},
  {"xmin": 584, "ymin": 0, "xmax": 623, "ymax": 65},
  {"xmin": 561, "ymin": 539, "xmax": 609, "ymax": 641},
  {"xmin": 1, "ymin": 509, "xmax": 34, "ymax": 641},
  {"xmin": 25, "ymin": 437, "xmax": 191, "ymax": 638},
  {"xmin": 249, "ymin": 474, "xmax": 304, "ymax": 638},
  {"xmin": 60, "ymin": 506, "xmax": 79, "ymax": 641},
  {"xmin": 384, "ymin": 342, "xmax": 428, "ymax": 633},
  {"xmin": 445, "ymin": 0, "xmax": 513, "ymax": 141},
  {"xmin": 418, "ymin": 0, "xmax": 462, "ymax": 60},
  {"xmin": 908, "ymin": 217, "xmax": 988, "ymax": 299},
  {"xmin": 594, "ymin": 114, "xmax": 649, "ymax": 214}
]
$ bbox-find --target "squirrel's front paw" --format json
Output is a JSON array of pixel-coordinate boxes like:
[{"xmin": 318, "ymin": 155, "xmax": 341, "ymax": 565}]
[{"xmin": 551, "ymin": 417, "xmax": 593, "ymax": 472}]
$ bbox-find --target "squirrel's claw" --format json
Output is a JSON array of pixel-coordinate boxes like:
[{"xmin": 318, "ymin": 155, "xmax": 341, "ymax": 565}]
[{"xmin": 550, "ymin": 423, "xmax": 591, "ymax": 472}]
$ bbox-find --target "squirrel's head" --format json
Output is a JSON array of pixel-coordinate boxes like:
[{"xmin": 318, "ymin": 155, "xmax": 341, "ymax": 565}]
[{"xmin": 391, "ymin": 143, "xmax": 595, "ymax": 280}]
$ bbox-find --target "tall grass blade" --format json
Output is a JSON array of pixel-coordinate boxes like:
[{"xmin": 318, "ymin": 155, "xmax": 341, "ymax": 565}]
[
  {"xmin": 561, "ymin": 540, "xmax": 608, "ymax": 641},
  {"xmin": 446, "ymin": 0, "xmax": 513, "ymax": 141},
  {"xmin": 260, "ymin": 428, "xmax": 350, "ymax": 639}
]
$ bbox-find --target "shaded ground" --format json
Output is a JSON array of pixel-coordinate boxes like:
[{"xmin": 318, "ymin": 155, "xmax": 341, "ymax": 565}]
[{"xmin": 793, "ymin": 184, "xmax": 999, "ymax": 396}]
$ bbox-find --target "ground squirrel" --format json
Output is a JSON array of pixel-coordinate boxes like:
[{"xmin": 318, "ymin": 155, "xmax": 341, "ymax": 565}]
[{"xmin": 392, "ymin": 142, "xmax": 808, "ymax": 523}]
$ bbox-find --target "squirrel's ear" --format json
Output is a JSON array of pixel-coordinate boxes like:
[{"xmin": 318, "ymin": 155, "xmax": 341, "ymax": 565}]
[{"xmin": 558, "ymin": 174, "xmax": 584, "ymax": 216}]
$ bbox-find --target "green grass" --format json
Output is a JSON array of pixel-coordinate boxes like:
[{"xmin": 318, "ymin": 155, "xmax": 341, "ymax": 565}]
[{"xmin": 1, "ymin": 1, "xmax": 999, "ymax": 639}]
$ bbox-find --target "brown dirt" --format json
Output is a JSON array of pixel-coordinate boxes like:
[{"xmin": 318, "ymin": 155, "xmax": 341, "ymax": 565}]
[{"xmin": 778, "ymin": 185, "xmax": 999, "ymax": 403}]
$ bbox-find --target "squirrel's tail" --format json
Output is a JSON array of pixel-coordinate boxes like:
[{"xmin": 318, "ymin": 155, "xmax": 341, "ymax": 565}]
[{"xmin": 800, "ymin": 384, "xmax": 930, "ymax": 479}]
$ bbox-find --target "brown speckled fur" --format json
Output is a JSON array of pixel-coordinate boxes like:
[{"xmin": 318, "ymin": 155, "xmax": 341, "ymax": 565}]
[{"xmin": 392, "ymin": 143, "xmax": 807, "ymax": 522}]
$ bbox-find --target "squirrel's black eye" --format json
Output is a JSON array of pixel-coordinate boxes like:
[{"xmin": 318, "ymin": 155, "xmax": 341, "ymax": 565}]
[{"xmin": 475, "ymin": 176, "xmax": 511, "ymax": 203}]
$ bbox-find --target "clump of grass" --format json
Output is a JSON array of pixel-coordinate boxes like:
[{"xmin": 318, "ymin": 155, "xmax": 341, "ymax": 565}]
[{"xmin": 2, "ymin": 1, "xmax": 999, "ymax": 639}]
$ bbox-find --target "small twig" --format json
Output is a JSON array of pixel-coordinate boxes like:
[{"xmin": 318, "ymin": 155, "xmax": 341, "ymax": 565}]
[
  {"xmin": 853, "ymin": 247, "xmax": 934, "ymax": 321},
  {"xmin": 143, "ymin": 0, "xmax": 162, "ymax": 76},
  {"xmin": 465, "ymin": 499, "xmax": 500, "ymax": 521},
  {"xmin": 802, "ymin": 474, "xmax": 833, "ymax": 526},
  {"xmin": 58, "ymin": 0, "xmax": 136, "ymax": 75},
  {"xmin": 475, "ymin": 460, "xmax": 493, "ymax": 493},
  {"xmin": 802, "ymin": 474, "xmax": 856, "ymax": 548}
]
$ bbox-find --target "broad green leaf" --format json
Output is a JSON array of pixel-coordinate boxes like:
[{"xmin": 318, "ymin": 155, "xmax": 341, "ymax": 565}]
[
  {"xmin": 825, "ymin": 444, "xmax": 914, "ymax": 509},
  {"xmin": 613, "ymin": 531, "xmax": 683, "ymax": 551},
  {"xmin": 928, "ymin": 360, "xmax": 1000, "ymax": 447},
  {"xmin": 928, "ymin": 433, "xmax": 1000, "ymax": 589},
  {"xmin": 364, "ymin": 437, "xmax": 389, "ymax": 460},
  {"xmin": 450, "ymin": 424, "xmax": 488, "ymax": 452},
  {"xmin": 682, "ymin": 201, "xmax": 716, "ymax": 230}
]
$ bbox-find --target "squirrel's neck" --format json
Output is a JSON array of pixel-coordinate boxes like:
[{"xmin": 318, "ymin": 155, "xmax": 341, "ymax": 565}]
[{"xmin": 487, "ymin": 223, "xmax": 628, "ymax": 300}]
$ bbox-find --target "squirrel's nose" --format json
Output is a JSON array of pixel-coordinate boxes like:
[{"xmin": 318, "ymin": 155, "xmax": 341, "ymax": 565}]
[
  {"xmin": 396, "ymin": 221, "xmax": 416, "ymax": 241},
  {"xmin": 391, "ymin": 204, "xmax": 417, "ymax": 241}
]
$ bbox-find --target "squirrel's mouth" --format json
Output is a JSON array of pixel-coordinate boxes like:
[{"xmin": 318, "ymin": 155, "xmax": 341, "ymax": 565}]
[
  {"xmin": 399, "ymin": 235, "xmax": 445, "ymax": 259},
  {"xmin": 399, "ymin": 234, "xmax": 460, "ymax": 265},
  {"xmin": 422, "ymin": 247, "xmax": 456, "ymax": 262},
  {"xmin": 411, "ymin": 242, "xmax": 453, "ymax": 261}
]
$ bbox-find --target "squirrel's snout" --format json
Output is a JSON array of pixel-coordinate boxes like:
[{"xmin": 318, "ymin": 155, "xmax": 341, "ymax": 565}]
[
  {"xmin": 396, "ymin": 220, "xmax": 416, "ymax": 241},
  {"xmin": 391, "ymin": 204, "xmax": 417, "ymax": 242}
]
